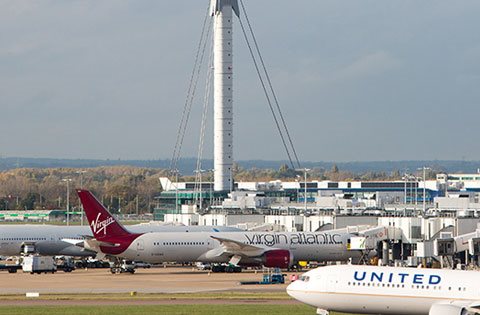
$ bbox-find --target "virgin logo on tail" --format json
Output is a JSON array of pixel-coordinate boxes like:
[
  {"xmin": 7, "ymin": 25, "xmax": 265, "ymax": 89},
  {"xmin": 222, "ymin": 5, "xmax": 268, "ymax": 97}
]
[{"xmin": 91, "ymin": 213, "xmax": 115, "ymax": 236}]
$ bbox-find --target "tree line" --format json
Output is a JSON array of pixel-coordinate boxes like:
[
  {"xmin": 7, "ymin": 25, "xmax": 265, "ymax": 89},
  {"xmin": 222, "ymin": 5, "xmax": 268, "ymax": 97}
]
[
  {"xmin": 0, "ymin": 165, "xmax": 437, "ymax": 211},
  {"xmin": 0, "ymin": 166, "xmax": 168, "ymax": 213}
]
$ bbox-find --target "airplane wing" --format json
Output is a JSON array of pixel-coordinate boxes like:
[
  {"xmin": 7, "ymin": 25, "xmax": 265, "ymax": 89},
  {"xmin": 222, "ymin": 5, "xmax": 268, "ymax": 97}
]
[
  {"xmin": 61, "ymin": 238, "xmax": 85, "ymax": 246},
  {"xmin": 209, "ymin": 236, "xmax": 268, "ymax": 258},
  {"xmin": 468, "ymin": 301, "xmax": 480, "ymax": 309},
  {"xmin": 206, "ymin": 236, "xmax": 293, "ymax": 268}
]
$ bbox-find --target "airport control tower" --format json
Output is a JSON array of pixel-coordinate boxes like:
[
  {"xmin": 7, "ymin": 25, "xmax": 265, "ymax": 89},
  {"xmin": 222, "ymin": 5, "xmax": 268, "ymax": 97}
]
[{"xmin": 211, "ymin": 0, "xmax": 240, "ymax": 192}]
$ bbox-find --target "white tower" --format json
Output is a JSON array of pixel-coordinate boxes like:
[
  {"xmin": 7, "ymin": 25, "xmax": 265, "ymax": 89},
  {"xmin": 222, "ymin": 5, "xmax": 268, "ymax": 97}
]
[{"xmin": 211, "ymin": 0, "xmax": 239, "ymax": 191}]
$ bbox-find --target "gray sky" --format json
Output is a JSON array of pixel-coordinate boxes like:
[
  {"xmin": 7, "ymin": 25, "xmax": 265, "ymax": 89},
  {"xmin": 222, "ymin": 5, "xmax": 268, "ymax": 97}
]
[{"xmin": 1, "ymin": 0, "xmax": 479, "ymax": 162}]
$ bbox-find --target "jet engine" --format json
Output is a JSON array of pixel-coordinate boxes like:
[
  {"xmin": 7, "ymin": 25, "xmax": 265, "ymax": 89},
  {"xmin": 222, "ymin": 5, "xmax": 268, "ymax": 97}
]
[
  {"xmin": 263, "ymin": 249, "xmax": 293, "ymax": 268},
  {"xmin": 429, "ymin": 304, "xmax": 468, "ymax": 315}
]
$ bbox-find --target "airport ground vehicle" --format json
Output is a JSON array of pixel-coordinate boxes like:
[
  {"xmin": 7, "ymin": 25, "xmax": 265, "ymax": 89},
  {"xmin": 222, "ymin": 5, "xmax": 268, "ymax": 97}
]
[
  {"xmin": 55, "ymin": 257, "xmax": 75, "ymax": 272},
  {"xmin": 75, "ymin": 259, "xmax": 111, "ymax": 269},
  {"xmin": 0, "ymin": 263, "xmax": 21, "ymax": 273},
  {"xmin": 240, "ymin": 268, "xmax": 285, "ymax": 285},
  {"xmin": 0, "ymin": 257, "xmax": 21, "ymax": 273},
  {"xmin": 261, "ymin": 269, "xmax": 285, "ymax": 284},
  {"xmin": 22, "ymin": 256, "xmax": 56, "ymax": 274},
  {"xmin": 211, "ymin": 263, "xmax": 242, "ymax": 273},
  {"xmin": 133, "ymin": 261, "xmax": 152, "ymax": 269},
  {"xmin": 110, "ymin": 259, "xmax": 135, "ymax": 274},
  {"xmin": 196, "ymin": 262, "xmax": 212, "ymax": 270}
]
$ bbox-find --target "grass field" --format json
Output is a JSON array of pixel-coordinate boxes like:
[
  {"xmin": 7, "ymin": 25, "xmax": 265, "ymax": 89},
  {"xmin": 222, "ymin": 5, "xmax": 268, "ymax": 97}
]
[
  {"xmin": 0, "ymin": 305, "xmax": 357, "ymax": 315},
  {"xmin": 0, "ymin": 292, "xmax": 291, "ymax": 301},
  {"xmin": 0, "ymin": 293, "xmax": 359, "ymax": 314}
]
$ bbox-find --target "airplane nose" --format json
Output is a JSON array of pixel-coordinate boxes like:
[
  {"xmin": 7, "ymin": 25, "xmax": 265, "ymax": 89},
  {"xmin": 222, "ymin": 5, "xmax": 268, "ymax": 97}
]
[{"xmin": 286, "ymin": 279, "xmax": 304, "ymax": 300}]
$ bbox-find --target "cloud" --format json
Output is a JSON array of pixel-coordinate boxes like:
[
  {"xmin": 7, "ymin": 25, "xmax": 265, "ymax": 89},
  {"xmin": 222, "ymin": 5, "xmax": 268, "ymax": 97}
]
[
  {"xmin": 0, "ymin": 1, "xmax": 480, "ymax": 161},
  {"xmin": 0, "ymin": 0, "xmax": 44, "ymax": 17}
]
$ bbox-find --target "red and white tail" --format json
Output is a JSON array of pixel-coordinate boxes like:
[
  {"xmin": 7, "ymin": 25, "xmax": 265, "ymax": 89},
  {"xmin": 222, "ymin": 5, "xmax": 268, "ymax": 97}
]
[{"xmin": 77, "ymin": 189, "xmax": 132, "ymax": 240}]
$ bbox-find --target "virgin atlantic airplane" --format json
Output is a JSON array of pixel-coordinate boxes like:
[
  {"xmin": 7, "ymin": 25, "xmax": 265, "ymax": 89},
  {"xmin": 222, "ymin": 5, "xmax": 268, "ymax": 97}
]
[{"xmin": 77, "ymin": 189, "xmax": 364, "ymax": 268}]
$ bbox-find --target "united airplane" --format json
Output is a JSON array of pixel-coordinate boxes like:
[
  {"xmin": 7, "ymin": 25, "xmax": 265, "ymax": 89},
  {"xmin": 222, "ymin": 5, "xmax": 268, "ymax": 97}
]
[
  {"xmin": 287, "ymin": 264, "xmax": 480, "ymax": 315},
  {"xmin": 77, "ymin": 189, "xmax": 364, "ymax": 268}
]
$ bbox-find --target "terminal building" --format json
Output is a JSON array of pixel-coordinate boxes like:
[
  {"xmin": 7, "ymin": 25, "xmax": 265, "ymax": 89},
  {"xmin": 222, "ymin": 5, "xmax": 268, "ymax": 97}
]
[
  {"xmin": 154, "ymin": 173, "xmax": 480, "ymax": 267},
  {"xmin": 155, "ymin": 172, "xmax": 480, "ymax": 236}
]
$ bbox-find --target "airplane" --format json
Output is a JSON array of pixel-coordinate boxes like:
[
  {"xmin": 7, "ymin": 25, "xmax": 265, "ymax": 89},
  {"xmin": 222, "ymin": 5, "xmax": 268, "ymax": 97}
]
[
  {"xmin": 287, "ymin": 264, "xmax": 480, "ymax": 315},
  {"xmin": 0, "ymin": 220, "xmax": 242, "ymax": 258},
  {"xmin": 77, "ymin": 189, "xmax": 365, "ymax": 268}
]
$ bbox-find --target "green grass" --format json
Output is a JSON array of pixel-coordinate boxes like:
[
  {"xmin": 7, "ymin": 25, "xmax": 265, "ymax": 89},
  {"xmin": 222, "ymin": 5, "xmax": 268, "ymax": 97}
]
[
  {"xmin": 0, "ymin": 294, "xmax": 359, "ymax": 314},
  {"xmin": 0, "ymin": 292, "xmax": 291, "ymax": 300},
  {"xmin": 0, "ymin": 305, "xmax": 319, "ymax": 315}
]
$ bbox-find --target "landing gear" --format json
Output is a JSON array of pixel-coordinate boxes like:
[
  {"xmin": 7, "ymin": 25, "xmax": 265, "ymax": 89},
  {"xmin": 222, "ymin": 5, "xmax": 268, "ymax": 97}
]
[{"xmin": 316, "ymin": 309, "xmax": 329, "ymax": 315}]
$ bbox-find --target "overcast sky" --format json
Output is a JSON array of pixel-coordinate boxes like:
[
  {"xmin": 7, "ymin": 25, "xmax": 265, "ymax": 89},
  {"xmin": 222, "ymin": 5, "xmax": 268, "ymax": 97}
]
[{"xmin": 1, "ymin": 0, "xmax": 479, "ymax": 162}]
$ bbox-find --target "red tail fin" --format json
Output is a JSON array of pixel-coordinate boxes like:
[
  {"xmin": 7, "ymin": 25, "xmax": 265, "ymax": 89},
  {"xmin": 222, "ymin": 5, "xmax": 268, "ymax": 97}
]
[{"xmin": 77, "ymin": 189, "xmax": 131, "ymax": 240}]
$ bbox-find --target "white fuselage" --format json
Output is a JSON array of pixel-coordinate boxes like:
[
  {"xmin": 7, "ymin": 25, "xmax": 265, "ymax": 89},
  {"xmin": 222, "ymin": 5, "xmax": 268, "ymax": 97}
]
[
  {"xmin": 0, "ymin": 224, "xmax": 241, "ymax": 257},
  {"xmin": 287, "ymin": 265, "xmax": 480, "ymax": 315},
  {"xmin": 117, "ymin": 231, "xmax": 360, "ymax": 264}
]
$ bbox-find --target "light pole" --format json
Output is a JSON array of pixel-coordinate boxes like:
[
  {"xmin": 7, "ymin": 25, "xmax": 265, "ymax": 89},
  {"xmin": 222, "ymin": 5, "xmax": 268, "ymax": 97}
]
[
  {"xmin": 414, "ymin": 176, "xmax": 418, "ymax": 210},
  {"xmin": 194, "ymin": 169, "xmax": 206, "ymax": 211},
  {"xmin": 296, "ymin": 168, "xmax": 311, "ymax": 213},
  {"xmin": 295, "ymin": 175, "xmax": 300, "ymax": 203},
  {"xmin": 209, "ymin": 169, "xmax": 214, "ymax": 206},
  {"xmin": 62, "ymin": 178, "xmax": 72, "ymax": 226},
  {"xmin": 409, "ymin": 175, "xmax": 413, "ymax": 205},
  {"xmin": 230, "ymin": 167, "xmax": 233, "ymax": 193},
  {"xmin": 418, "ymin": 167, "xmax": 431, "ymax": 215},
  {"xmin": 76, "ymin": 170, "xmax": 86, "ymax": 225},
  {"xmin": 171, "ymin": 169, "xmax": 179, "ymax": 213},
  {"xmin": 76, "ymin": 170, "xmax": 86, "ymax": 188}
]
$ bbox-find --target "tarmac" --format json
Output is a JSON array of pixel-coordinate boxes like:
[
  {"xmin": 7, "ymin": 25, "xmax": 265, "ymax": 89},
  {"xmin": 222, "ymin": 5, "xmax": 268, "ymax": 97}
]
[{"xmin": 0, "ymin": 266, "xmax": 294, "ymax": 295}]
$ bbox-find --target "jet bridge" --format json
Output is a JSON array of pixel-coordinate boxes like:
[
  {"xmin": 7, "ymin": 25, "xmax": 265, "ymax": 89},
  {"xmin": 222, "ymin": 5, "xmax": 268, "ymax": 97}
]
[
  {"xmin": 347, "ymin": 226, "xmax": 405, "ymax": 265},
  {"xmin": 352, "ymin": 226, "xmax": 404, "ymax": 250},
  {"xmin": 433, "ymin": 226, "xmax": 480, "ymax": 267},
  {"xmin": 454, "ymin": 229, "xmax": 480, "ymax": 254}
]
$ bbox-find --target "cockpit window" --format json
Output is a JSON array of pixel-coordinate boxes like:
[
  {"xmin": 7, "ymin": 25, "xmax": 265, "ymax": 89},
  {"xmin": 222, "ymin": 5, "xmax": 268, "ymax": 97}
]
[{"xmin": 299, "ymin": 275, "xmax": 310, "ymax": 282}]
